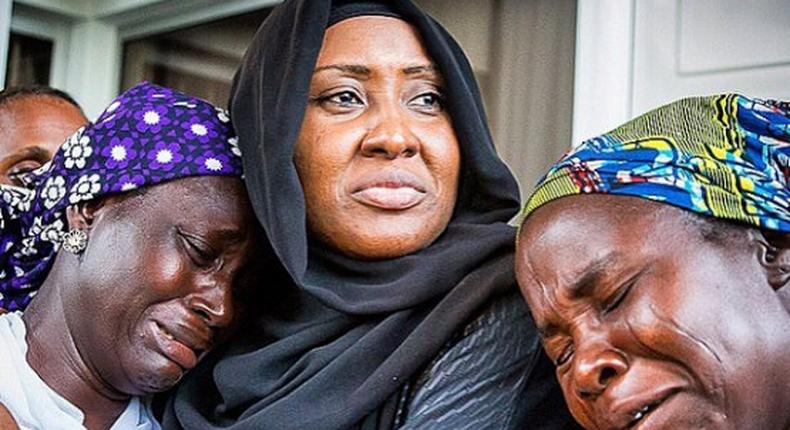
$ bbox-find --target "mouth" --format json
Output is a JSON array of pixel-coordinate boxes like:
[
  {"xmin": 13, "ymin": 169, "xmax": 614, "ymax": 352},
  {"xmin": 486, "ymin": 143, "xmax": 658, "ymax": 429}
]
[
  {"xmin": 351, "ymin": 186, "xmax": 426, "ymax": 210},
  {"xmin": 349, "ymin": 170, "xmax": 428, "ymax": 211},
  {"xmin": 152, "ymin": 321, "xmax": 206, "ymax": 371},
  {"xmin": 609, "ymin": 390, "xmax": 677, "ymax": 430}
]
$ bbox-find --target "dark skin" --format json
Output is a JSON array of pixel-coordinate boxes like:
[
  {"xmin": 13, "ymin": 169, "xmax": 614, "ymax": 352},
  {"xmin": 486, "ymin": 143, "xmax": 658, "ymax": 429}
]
[
  {"xmin": 294, "ymin": 16, "xmax": 461, "ymax": 260},
  {"xmin": 515, "ymin": 194, "xmax": 790, "ymax": 430},
  {"xmin": 0, "ymin": 95, "xmax": 87, "ymax": 186},
  {"xmin": 15, "ymin": 176, "xmax": 259, "ymax": 430}
]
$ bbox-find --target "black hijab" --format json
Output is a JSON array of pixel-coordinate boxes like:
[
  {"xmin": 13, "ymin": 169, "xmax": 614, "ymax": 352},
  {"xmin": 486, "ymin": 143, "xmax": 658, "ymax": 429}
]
[{"xmin": 164, "ymin": 1, "xmax": 522, "ymax": 429}]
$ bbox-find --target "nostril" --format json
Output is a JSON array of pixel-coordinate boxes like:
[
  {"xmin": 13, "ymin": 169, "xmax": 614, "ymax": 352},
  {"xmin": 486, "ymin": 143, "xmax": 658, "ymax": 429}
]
[
  {"xmin": 192, "ymin": 306, "xmax": 212, "ymax": 323},
  {"xmin": 599, "ymin": 366, "xmax": 617, "ymax": 386}
]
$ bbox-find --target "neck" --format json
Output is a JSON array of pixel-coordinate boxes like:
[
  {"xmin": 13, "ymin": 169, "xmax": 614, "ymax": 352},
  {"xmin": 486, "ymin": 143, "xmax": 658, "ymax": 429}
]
[{"xmin": 22, "ymin": 270, "xmax": 129, "ymax": 430}]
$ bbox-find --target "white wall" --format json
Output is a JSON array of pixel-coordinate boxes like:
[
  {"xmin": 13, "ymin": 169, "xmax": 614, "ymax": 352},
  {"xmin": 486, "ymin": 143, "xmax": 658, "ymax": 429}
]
[
  {"xmin": 0, "ymin": 0, "xmax": 11, "ymax": 85},
  {"xmin": 573, "ymin": 0, "xmax": 790, "ymax": 145}
]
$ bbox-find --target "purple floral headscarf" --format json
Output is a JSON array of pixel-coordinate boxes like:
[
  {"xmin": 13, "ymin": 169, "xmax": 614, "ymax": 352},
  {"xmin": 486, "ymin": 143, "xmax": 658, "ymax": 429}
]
[{"xmin": 0, "ymin": 82, "xmax": 243, "ymax": 311}]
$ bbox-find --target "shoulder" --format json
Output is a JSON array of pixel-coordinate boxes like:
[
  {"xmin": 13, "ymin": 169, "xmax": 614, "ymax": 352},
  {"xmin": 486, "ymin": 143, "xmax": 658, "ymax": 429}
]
[
  {"xmin": 0, "ymin": 403, "xmax": 20, "ymax": 430},
  {"xmin": 399, "ymin": 289, "xmax": 581, "ymax": 430},
  {"xmin": 399, "ymin": 290, "xmax": 539, "ymax": 428}
]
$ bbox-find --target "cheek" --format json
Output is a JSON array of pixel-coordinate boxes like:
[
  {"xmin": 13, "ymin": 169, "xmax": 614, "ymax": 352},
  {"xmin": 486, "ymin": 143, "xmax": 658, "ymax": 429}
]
[
  {"xmin": 421, "ymin": 126, "xmax": 460, "ymax": 200},
  {"xmin": 623, "ymin": 292, "xmax": 727, "ymax": 398},
  {"xmin": 294, "ymin": 115, "xmax": 364, "ymax": 203}
]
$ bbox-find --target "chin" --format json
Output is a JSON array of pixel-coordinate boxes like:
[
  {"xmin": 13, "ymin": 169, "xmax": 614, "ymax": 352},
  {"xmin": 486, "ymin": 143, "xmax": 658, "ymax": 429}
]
[
  {"xmin": 336, "ymin": 228, "xmax": 438, "ymax": 260},
  {"xmin": 126, "ymin": 358, "xmax": 185, "ymax": 395}
]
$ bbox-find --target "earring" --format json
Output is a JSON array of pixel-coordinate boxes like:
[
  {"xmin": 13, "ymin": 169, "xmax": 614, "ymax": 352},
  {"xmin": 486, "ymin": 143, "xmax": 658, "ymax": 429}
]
[{"xmin": 62, "ymin": 229, "xmax": 88, "ymax": 254}]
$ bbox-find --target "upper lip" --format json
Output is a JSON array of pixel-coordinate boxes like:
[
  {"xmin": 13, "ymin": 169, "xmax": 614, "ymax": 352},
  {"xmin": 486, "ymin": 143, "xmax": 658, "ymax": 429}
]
[
  {"xmin": 348, "ymin": 169, "xmax": 427, "ymax": 194},
  {"xmin": 606, "ymin": 387, "xmax": 679, "ymax": 430}
]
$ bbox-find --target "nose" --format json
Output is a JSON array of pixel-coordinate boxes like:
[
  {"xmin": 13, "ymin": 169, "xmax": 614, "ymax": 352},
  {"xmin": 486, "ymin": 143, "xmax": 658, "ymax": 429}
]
[
  {"xmin": 573, "ymin": 342, "xmax": 628, "ymax": 400},
  {"xmin": 360, "ymin": 106, "xmax": 420, "ymax": 159},
  {"xmin": 188, "ymin": 273, "xmax": 235, "ymax": 328}
]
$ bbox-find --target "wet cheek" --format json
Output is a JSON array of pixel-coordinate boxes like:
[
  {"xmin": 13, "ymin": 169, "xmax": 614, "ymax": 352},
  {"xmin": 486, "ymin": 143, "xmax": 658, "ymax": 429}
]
[
  {"xmin": 624, "ymin": 297, "xmax": 726, "ymax": 398},
  {"xmin": 146, "ymin": 250, "xmax": 190, "ymax": 296}
]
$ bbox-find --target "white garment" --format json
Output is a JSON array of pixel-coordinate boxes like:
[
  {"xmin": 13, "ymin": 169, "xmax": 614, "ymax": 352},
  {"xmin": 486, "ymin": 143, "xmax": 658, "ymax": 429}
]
[{"xmin": 0, "ymin": 312, "xmax": 161, "ymax": 430}]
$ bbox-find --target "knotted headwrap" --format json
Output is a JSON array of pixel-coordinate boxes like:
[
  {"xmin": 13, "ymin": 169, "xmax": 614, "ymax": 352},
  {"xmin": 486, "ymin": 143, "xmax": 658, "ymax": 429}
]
[
  {"xmin": 515, "ymin": 94, "xmax": 790, "ymax": 232},
  {"xmin": 0, "ymin": 82, "xmax": 242, "ymax": 311}
]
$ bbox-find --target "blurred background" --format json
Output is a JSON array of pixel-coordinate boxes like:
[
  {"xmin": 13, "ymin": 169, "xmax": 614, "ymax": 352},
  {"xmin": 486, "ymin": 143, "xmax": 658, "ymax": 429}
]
[{"xmin": 1, "ymin": 0, "xmax": 789, "ymax": 194}]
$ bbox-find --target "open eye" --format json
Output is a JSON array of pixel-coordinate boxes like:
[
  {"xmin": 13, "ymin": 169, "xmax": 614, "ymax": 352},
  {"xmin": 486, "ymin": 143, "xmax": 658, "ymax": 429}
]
[
  {"xmin": 315, "ymin": 89, "xmax": 365, "ymax": 112},
  {"xmin": 407, "ymin": 91, "xmax": 445, "ymax": 114}
]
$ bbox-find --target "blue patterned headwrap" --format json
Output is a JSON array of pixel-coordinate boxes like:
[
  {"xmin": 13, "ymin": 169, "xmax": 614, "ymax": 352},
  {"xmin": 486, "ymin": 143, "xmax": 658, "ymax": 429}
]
[
  {"xmin": 515, "ymin": 94, "xmax": 789, "ymax": 233},
  {"xmin": 0, "ymin": 82, "xmax": 243, "ymax": 311}
]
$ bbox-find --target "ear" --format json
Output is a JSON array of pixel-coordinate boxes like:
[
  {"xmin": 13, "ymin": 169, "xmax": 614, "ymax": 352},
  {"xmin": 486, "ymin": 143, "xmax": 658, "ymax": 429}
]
[
  {"xmin": 64, "ymin": 198, "xmax": 108, "ymax": 232},
  {"xmin": 751, "ymin": 229, "xmax": 790, "ymax": 306}
]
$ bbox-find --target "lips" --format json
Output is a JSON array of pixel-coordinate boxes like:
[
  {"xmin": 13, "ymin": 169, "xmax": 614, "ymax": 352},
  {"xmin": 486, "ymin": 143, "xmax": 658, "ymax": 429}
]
[
  {"xmin": 151, "ymin": 320, "xmax": 210, "ymax": 371},
  {"xmin": 349, "ymin": 170, "xmax": 428, "ymax": 210},
  {"xmin": 608, "ymin": 389, "xmax": 678, "ymax": 430}
]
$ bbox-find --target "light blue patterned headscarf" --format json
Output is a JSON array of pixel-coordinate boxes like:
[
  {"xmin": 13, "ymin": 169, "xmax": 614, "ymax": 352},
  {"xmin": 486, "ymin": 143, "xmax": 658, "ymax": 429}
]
[
  {"xmin": 515, "ymin": 94, "xmax": 789, "ymax": 232},
  {"xmin": 0, "ymin": 82, "xmax": 243, "ymax": 311}
]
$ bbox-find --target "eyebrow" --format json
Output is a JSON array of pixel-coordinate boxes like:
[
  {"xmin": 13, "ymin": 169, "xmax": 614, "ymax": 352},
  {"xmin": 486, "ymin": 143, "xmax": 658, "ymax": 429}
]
[
  {"xmin": 312, "ymin": 63, "xmax": 439, "ymax": 77},
  {"xmin": 313, "ymin": 64, "xmax": 371, "ymax": 76},
  {"xmin": 11, "ymin": 146, "xmax": 50, "ymax": 161}
]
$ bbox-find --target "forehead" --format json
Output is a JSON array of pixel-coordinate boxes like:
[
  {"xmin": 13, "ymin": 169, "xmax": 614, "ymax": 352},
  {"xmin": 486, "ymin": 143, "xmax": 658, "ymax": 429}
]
[
  {"xmin": 317, "ymin": 16, "xmax": 431, "ymax": 68},
  {"xmin": 0, "ymin": 96, "xmax": 86, "ymax": 156},
  {"xmin": 516, "ymin": 195, "xmax": 673, "ymax": 301},
  {"xmin": 130, "ymin": 176, "xmax": 254, "ymax": 234}
]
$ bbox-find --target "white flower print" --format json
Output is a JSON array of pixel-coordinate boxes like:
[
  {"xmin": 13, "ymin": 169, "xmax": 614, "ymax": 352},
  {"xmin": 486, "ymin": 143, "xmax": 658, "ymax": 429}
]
[
  {"xmin": 69, "ymin": 174, "xmax": 101, "ymax": 204},
  {"xmin": 111, "ymin": 145, "xmax": 128, "ymax": 161},
  {"xmin": 42, "ymin": 176, "xmax": 67, "ymax": 209},
  {"xmin": 143, "ymin": 110, "xmax": 161, "ymax": 125},
  {"xmin": 121, "ymin": 182, "xmax": 138, "ymax": 191},
  {"xmin": 204, "ymin": 158, "xmax": 223, "ymax": 171},
  {"xmin": 216, "ymin": 108, "xmax": 230, "ymax": 123},
  {"xmin": 1, "ymin": 187, "xmax": 33, "ymax": 214},
  {"xmin": 106, "ymin": 100, "xmax": 121, "ymax": 113},
  {"xmin": 156, "ymin": 149, "xmax": 174, "ymax": 164},
  {"xmin": 191, "ymin": 124, "xmax": 208, "ymax": 136},
  {"xmin": 19, "ymin": 237, "xmax": 37, "ymax": 257},
  {"xmin": 62, "ymin": 129, "xmax": 93, "ymax": 169},
  {"xmin": 228, "ymin": 136, "xmax": 241, "ymax": 157},
  {"xmin": 39, "ymin": 217, "xmax": 65, "ymax": 244}
]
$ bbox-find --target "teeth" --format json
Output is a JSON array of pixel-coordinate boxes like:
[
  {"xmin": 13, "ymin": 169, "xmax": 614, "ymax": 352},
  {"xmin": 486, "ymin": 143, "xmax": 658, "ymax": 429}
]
[
  {"xmin": 632, "ymin": 405, "xmax": 650, "ymax": 422},
  {"xmin": 156, "ymin": 323, "xmax": 175, "ymax": 341}
]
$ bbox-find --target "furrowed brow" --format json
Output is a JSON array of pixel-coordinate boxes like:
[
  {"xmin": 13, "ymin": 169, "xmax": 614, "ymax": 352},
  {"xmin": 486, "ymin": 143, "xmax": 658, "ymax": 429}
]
[{"xmin": 568, "ymin": 253, "xmax": 621, "ymax": 300}]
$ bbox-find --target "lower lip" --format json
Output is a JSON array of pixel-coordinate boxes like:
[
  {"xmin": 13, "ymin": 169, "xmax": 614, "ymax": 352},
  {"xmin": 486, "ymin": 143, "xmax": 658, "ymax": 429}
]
[
  {"xmin": 351, "ymin": 187, "xmax": 426, "ymax": 210},
  {"xmin": 152, "ymin": 322, "xmax": 198, "ymax": 370}
]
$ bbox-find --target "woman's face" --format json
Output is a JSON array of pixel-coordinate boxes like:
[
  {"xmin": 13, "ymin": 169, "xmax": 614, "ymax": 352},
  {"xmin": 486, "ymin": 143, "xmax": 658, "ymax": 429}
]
[
  {"xmin": 63, "ymin": 176, "xmax": 261, "ymax": 395},
  {"xmin": 515, "ymin": 195, "xmax": 790, "ymax": 430},
  {"xmin": 294, "ymin": 16, "xmax": 461, "ymax": 260}
]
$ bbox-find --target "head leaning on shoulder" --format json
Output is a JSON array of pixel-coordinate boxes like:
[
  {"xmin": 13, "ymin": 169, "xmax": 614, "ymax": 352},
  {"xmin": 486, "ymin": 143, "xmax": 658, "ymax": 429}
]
[
  {"xmin": 513, "ymin": 94, "xmax": 790, "ymax": 430},
  {"xmin": 0, "ymin": 81, "xmax": 260, "ymax": 395}
]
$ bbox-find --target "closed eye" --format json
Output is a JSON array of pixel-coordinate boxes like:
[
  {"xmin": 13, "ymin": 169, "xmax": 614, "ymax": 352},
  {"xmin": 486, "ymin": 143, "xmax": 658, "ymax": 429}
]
[
  {"xmin": 178, "ymin": 231, "xmax": 217, "ymax": 269},
  {"xmin": 602, "ymin": 273, "xmax": 640, "ymax": 314}
]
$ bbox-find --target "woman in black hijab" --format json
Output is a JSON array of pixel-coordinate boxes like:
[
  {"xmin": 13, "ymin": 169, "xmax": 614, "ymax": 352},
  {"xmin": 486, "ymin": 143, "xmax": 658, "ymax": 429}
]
[{"xmin": 164, "ymin": 1, "xmax": 578, "ymax": 429}]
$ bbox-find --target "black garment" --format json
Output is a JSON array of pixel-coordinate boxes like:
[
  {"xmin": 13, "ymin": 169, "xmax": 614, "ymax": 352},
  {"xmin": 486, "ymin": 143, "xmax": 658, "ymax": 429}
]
[
  {"xmin": 163, "ymin": 1, "xmax": 571, "ymax": 429},
  {"xmin": 396, "ymin": 291, "xmax": 581, "ymax": 429}
]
